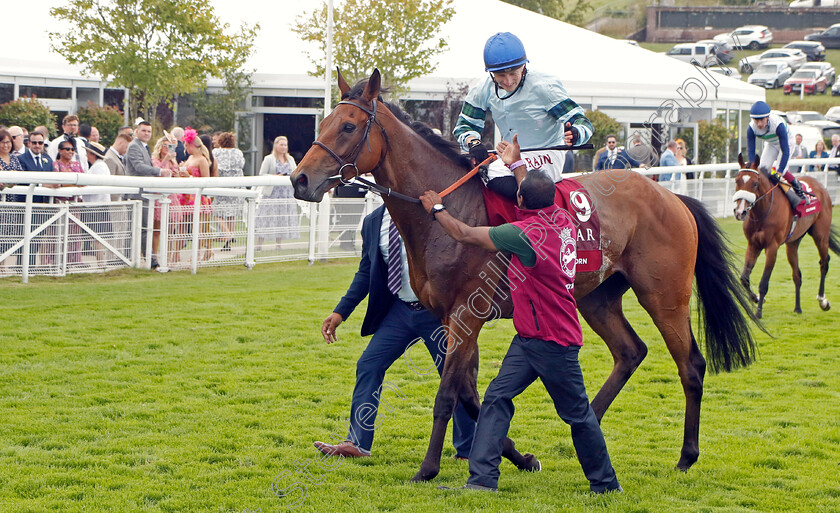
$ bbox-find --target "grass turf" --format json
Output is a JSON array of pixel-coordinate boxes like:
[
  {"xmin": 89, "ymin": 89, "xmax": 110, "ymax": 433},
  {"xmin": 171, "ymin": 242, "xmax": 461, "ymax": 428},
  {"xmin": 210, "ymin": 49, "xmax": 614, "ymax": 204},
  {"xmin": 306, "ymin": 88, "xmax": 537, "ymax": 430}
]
[{"xmin": 1, "ymin": 208, "xmax": 839, "ymax": 512}]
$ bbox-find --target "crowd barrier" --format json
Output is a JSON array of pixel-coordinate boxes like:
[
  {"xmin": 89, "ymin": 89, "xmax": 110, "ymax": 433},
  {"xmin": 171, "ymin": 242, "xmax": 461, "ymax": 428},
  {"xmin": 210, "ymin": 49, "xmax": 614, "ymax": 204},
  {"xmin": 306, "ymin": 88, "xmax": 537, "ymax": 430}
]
[{"xmin": 1, "ymin": 158, "xmax": 838, "ymax": 282}]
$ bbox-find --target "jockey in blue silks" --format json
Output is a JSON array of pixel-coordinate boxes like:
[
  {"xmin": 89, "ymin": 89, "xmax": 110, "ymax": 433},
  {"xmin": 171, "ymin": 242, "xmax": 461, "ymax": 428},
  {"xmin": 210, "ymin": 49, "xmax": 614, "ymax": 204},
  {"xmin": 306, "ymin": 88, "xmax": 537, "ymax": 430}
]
[
  {"xmin": 453, "ymin": 32, "xmax": 593, "ymax": 199},
  {"xmin": 747, "ymin": 100, "xmax": 806, "ymax": 208}
]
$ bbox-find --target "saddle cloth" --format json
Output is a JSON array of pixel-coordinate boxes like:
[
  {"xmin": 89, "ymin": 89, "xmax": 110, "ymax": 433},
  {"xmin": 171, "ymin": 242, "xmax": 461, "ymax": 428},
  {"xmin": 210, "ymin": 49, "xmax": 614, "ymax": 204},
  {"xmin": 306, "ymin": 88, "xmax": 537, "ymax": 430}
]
[
  {"xmin": 482, "ymin": 178, "xmax": 603, "ymax": 272},
  {"xmin": 794, "ymin": 181, "xmax": 822, "ymax": 218}
]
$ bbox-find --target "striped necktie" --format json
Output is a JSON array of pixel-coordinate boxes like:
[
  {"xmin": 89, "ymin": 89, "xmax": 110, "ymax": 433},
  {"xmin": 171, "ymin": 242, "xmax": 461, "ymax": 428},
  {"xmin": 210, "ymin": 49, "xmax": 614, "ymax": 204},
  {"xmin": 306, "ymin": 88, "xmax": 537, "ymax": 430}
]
[{"xmin": 387, "ymin": 220, "xmax": 402, "ymax": 295}]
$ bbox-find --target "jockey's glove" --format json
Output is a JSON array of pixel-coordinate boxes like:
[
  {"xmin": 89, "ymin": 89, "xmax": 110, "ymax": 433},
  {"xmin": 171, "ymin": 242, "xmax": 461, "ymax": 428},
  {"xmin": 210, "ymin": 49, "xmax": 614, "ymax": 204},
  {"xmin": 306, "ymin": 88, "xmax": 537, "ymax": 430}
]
[{"xmin": 468, "ymin": 139, "xmax": 490, "ymax": 165}]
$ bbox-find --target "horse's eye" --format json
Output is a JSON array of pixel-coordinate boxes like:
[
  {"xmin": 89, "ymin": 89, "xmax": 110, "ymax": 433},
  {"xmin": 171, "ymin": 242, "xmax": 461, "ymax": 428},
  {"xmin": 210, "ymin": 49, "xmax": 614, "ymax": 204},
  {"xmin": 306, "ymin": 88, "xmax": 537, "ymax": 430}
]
[{"xmin": 342, "ymin": 123, "xmax": 356, "ymax": 133}]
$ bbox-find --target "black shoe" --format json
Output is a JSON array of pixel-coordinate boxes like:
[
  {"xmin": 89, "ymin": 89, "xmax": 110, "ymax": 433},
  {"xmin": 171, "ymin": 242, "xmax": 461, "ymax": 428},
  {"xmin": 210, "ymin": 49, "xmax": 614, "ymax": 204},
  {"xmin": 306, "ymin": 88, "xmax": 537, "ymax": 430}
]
[
  {"xmin": 593, "ymin": 485, "xmax": 623, "ymax": 494},
  {"xmin": 151, "ymin": 256, "xmax": 159, "ymax": 269}
]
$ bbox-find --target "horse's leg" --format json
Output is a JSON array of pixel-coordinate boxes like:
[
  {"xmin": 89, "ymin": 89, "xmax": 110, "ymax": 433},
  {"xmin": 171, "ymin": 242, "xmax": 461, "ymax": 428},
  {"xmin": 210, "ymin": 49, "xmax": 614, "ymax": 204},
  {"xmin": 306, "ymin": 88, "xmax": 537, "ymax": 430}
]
[
  {"xmin": 785, "ymin": 239, "xmax": 803, "ymax": 314},
  {"xmin": 630, "ymin": 271, "xmax": 705, "ymax": 471},
  {"xmin": 756, "ymin": 243, "xmax": 781, "ymax": 319},
  {"xmin": 811, "ymin": 227, "xmax": 832, "ymax": 311},
  {"xmin": 741, "ymin": 243, "xmax": 761, "ymax": 304},
  {"xmin": 412, "ymin": 314, "xmax": 482, "ymax": 482},
  {"xmin": 576, "ymin": 274, "xmax": 648, "ymax": 420}
]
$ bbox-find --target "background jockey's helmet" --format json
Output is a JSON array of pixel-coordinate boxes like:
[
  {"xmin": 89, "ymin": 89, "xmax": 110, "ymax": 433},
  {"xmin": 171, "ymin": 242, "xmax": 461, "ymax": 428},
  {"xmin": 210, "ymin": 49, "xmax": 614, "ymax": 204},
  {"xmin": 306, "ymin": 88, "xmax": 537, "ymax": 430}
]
[
  {"xmin": 484, "ymin": 32, "xmax": 529, "ymax": 72},
  {"xmin": 749, "ymin": 101, "xmax": 771, "ymax": 119}
]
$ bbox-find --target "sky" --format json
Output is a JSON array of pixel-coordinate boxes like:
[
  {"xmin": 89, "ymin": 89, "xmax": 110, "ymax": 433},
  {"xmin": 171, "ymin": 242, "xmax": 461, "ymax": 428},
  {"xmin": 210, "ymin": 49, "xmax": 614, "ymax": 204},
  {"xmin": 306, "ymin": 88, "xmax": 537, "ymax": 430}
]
[{"xmin": 8, "ymin": 0, "xmax": 319, "ymax": 75}]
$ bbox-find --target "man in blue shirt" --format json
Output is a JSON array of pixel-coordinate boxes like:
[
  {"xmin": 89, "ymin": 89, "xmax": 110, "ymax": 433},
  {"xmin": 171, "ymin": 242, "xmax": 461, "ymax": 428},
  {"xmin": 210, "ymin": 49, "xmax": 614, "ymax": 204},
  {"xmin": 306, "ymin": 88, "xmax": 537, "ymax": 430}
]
[{"xmin": 658, "ymin": 140, "xmax": 679, "ymax": 182}]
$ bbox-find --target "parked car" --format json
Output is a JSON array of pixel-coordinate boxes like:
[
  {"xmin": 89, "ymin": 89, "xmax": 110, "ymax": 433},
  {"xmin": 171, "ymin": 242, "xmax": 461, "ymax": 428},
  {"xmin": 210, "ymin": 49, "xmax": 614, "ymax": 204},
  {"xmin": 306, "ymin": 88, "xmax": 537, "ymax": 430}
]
[
  {"xmin": 739, "ymin": 48, "xmax": 807, "ymax": 74},
  {"xmin": 805, "ymin": 23, "xmax": 840, "ymax": 49},
  {"xmin": 747, "ymin": 61, "xmax": 793, "ymax": 88},
  {"xmin": 790, "ymin": 0, "xmax": 840, "ymax": 6},
  {"xmin": 771, "ymin": 110, "xmax": 790, "ymax": 124},
  {"xmin": 786, "ymin": 111, "xmax": 827, "ymax": 124},
  {"xmin": 710, "ymin": 66, "xmax": 742, "ymax": 80},
  {"xmin": 825, "ymin": 106, "xmax": 840, "ymax": 123},
  {"xmin": 799, "ymin": 62, "xmax": 835, "ymax": 86},
  {"xmin": 805, "ymin": 120, "xmax": 840, "ymax": 141},
  {"xmin": 784, "ymin": 70, "xmax": 829, "ymax": 94},
  {"xmin": 715, "ymin": 25, "xmax": 773, "ymax": 50},
  {"xmin": 664, "ymin": 43, "xmax": 717, "ymax": 67},
  {"xmin": 783, "ymin": 41, "xmax": 826, "ymax": 61},
  {"xmin": 698, "ymin": 39, "xmax": 734, "ymax": 64},
  {"xmin": 833, "ymin": 81, "xmax": 840, "ymax": 95}
]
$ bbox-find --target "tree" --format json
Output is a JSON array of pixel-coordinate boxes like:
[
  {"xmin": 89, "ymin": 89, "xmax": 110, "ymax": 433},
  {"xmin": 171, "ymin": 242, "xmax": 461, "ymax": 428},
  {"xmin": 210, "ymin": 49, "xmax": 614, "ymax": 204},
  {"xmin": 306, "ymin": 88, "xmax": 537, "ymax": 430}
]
[
  {"xmin": 293, "ymin": 0, "xmax": 455, "ymax": 98},
  {"xmin": 49, "ymin": 0, "xmax": 258, "ymax": 121},
  {"xmin": 500, "ymin": 0, "xmax": 593, "ymax": 27},
  {"xmin": 0, "ymin": 98, "xmax": 57, "ymax": 137},
  {"xmin": 77, "ymin": 102, "xmax": 124, "ymax": 146},
  {"xmin": 698, "ymin": 119, "xmax": 729, "ymax": 165},
  {"xmin": 185, "ymin": 69, "xmax": 253, "ymax": 133}
]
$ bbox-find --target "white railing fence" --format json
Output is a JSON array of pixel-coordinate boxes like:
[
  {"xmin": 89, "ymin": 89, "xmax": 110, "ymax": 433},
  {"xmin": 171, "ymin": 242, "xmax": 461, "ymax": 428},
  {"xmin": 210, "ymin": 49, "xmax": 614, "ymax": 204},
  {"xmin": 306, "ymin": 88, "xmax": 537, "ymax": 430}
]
[{"xmin": 1, "ymin": 159, "xmax": 838, "ymax": 282}]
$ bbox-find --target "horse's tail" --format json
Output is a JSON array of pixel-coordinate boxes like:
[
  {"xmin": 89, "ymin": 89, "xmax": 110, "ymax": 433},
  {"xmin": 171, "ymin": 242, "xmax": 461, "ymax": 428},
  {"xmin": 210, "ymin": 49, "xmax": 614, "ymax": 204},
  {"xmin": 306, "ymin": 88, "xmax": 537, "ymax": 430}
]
[
  {"xmin": 829, "ymin": 225, "xmax": 840, "ymax": 256},
  {"xmin": 677, "ymin": 194, "xmax": 761, "ymax": 373}
]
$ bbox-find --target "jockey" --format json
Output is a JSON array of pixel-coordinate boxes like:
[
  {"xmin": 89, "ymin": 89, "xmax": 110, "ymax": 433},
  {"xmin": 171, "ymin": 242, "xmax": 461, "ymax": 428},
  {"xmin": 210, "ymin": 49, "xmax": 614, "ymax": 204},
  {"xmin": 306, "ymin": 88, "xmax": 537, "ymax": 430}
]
[
  {"xmin": 453, "ymin": 32, "xmax": 593, "ymax": 200},
  {"xmin": 747, "ymin": 100, "xmax": 806, "ymax": 208}
]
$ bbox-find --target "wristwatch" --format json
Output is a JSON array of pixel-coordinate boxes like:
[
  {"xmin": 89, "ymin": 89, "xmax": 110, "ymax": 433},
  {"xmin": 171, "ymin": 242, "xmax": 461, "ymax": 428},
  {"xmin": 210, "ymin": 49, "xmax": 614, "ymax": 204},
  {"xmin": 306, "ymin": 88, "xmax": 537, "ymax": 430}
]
[{"xmin": 431, "ymin": 203, "xmax": 446, "ymax": 219}]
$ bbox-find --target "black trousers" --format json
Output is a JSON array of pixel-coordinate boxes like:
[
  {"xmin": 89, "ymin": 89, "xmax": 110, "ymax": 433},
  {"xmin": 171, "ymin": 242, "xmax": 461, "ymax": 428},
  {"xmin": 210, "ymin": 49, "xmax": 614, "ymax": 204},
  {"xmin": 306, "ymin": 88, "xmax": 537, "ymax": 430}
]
[{"xmin": 467, "ymin": 335, "xmax": 619, "ymax": 492}]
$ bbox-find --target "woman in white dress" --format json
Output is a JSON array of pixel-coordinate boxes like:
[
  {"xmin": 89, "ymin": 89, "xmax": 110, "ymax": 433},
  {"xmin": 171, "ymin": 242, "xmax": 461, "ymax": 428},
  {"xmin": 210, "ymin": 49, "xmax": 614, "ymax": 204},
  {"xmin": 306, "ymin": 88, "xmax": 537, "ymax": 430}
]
[{"xmin": 257, "ymin": 136, "xmax": 299, "ymax": 249}]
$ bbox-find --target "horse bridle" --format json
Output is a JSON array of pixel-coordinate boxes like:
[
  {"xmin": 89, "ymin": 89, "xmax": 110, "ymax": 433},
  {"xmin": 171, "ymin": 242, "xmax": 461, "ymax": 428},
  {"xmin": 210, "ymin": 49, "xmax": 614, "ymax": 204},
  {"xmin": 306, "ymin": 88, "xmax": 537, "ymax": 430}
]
[
  {"xmin": 311, "ymin": 99, "xmax": 421, "ymax": 204},
  {"xmin": 736, "ymin": 169, "xmax": 776, "ymax": 222}
]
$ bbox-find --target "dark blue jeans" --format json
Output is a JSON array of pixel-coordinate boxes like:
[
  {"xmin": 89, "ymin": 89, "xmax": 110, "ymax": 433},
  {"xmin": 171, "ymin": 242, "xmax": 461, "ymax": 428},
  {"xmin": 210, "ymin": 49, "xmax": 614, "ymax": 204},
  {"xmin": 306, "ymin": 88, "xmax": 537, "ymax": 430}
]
[
  {"xmin": 467, "ymin": 335, "xmax": 619, "ymax": 492},
  {"xmin": 347, "ymin": 300, "xmax": 475, "ymax": 457}
]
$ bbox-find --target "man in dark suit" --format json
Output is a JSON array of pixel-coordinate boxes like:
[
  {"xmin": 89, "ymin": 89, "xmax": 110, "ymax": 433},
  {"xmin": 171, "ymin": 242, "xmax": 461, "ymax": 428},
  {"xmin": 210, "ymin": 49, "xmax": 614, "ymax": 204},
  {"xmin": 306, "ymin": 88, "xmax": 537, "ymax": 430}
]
[
  {"xmin": 314, "ymin": 205, "xmax": 475, "ymax": 459},
  {"xmin": 16, "ymin": 131, "xmax": 54, "ymax": 265},
  {"xmin": 595, "ymin": 134, "xmax": 641, "ymax": 171}
]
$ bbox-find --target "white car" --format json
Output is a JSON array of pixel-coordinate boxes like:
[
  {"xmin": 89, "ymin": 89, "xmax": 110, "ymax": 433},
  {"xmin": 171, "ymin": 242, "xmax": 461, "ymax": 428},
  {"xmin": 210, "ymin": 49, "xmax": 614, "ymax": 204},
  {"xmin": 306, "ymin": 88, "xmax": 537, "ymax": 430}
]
[
  {"xmin": 664, "ymin": 43, "xmax": 717, "ymax": 67},
  {"xmin": 739, "ymin": 48, "xmax": 807, "ymax": 74},
  {"xmin": 825, "ymin": 106, "xmax": 840, "ymax": 123},
  {"xmin": 790, "ymin": 0, "xmax": 840, "ymax": 7},
  {"xmin": 786, "ymin": 110, "xmax": 826, "ymax": 124},
  {"xmin": 710, "ymin": 66, "xmax": 742, "ymax": 80},
  {"xmin": 715, "ymin": 25, "xmax": 773, "ymax": 50},
  {"xmin": 747, "ymin": 61, "xmax": 792, "ymax": 88}
]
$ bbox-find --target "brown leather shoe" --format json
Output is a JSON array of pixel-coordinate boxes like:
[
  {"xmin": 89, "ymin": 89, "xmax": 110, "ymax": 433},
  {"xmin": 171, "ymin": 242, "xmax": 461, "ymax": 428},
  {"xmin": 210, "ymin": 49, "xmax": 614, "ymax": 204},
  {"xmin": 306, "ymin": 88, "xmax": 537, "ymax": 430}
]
[{"xmin": 313, "ymin": 440, "xmax": 370, "ymax": 458}]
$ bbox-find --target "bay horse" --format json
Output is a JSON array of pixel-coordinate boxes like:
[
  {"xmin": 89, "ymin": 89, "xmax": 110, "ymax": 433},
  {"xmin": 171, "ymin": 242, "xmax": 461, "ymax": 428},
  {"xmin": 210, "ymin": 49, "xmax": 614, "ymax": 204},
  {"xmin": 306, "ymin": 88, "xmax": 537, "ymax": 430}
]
[
  {"xmin": 733, "ymin": 155, "xmax": 840, "ymax": 318},
  {"xmin": 292, "ymin": 69, "xmax": 758, "ymax": 481}
]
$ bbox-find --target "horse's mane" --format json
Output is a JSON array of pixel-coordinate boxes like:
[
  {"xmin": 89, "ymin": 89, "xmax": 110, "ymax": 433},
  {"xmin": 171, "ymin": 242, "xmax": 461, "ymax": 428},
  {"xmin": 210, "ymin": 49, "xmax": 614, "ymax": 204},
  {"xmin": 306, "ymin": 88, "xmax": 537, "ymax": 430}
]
[{"xmin": 345, "ymin": 80, "xmax": 472, "ymax": 170}]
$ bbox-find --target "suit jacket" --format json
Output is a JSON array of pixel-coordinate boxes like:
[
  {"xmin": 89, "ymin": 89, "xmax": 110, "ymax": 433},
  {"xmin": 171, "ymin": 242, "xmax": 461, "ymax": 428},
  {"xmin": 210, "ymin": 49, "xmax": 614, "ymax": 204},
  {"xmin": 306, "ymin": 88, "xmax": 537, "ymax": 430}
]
[
  {"xmin": 124, "ymin": 138, "xmax": 161, "ymax": 200},
  {"xmin": 596, "ymin": 148, "xmax": 641, "ymax": 170},
  {"xmin": 333, "ymin": 205, "xmax": 399, "ymax": 337},
  {"xmin": 104, "ymin": 147, "xmax": 126, "ymax": 201},
  {"xmin": 17, "ymin": 150, "xmax": 53, "ymax": 203}
]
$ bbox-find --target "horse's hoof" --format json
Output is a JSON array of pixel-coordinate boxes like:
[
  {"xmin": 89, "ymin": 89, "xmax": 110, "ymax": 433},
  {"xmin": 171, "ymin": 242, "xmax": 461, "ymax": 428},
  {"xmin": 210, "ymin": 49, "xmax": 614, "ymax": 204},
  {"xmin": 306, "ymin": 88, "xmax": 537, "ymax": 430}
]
[
  {"xmin": 519, "ymin": 453, "xmax": 541, "ymax": 472},
  {"xmin": 794, "ymin": 308, "xmax": 802, "ymax": 314},
  {"xmin": 818, "ymin": 296, "xmax": 831, "ymax": 311},
  {"xmin": 755, "ymin": 310, "xmax": 762, "ymax": 319},
  {"xmin": 410, "ymin": 468, "xmax": 439, "ymax": 482}
]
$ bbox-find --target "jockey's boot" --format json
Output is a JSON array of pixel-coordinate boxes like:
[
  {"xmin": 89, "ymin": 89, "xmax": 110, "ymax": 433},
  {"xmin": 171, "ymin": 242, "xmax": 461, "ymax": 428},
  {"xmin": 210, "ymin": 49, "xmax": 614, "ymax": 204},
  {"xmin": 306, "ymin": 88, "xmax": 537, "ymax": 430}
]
[{"xmin": 785, "ymin": 178, "xmax": 806, "ymax": 209}]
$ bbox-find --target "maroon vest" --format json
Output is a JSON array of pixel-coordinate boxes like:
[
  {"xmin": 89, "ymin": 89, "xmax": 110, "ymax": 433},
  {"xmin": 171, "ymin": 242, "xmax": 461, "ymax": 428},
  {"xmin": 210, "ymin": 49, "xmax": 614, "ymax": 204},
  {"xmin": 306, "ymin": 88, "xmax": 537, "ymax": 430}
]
[{"xmin": 509, "ymin": 204, "xmax": 582, "ymax": 347}]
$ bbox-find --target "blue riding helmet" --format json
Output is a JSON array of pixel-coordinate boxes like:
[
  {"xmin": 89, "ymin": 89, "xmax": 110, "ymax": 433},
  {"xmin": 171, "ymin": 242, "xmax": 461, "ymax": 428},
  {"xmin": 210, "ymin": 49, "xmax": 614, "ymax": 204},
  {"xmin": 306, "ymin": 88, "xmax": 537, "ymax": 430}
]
[
  {"xmin": 484, "ymin": 32, "xmax": 529, "ymax": 72},
  {"xmin": 750, "ymin": 101, "xmax": 771, "ymax": 119}
]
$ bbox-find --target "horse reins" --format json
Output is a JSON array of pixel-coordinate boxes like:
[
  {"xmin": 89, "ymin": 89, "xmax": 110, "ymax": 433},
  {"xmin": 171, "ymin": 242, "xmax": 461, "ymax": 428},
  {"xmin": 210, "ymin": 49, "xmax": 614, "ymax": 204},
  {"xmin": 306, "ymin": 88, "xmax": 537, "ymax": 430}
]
[
  {"xmin": 739, "ymin": 169, "xmax": 778, "ymax": 224},
  {"xmin": 312, "ymin": 98, "xmax": 497, "ymax": 205}
]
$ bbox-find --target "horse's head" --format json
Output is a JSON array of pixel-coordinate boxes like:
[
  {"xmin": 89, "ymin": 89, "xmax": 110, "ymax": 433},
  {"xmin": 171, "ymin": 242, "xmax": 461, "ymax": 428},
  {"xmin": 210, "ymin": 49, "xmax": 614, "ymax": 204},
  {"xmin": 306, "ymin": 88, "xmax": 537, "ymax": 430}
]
[
  {"xmin": 292, "ymin": 69, "xmax": 388, "ymax": 202},
  {"xmin": 733, "ymin": 153, "xmax": 763, "ymax": 221}
]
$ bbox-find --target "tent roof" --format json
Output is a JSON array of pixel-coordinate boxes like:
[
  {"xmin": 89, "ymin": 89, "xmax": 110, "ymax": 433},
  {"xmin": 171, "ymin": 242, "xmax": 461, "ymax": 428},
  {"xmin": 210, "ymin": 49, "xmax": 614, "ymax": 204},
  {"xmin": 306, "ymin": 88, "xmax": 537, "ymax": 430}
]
[{"xmin": 2, "ymin": 0, "xmax": 763, "ymax": 119}]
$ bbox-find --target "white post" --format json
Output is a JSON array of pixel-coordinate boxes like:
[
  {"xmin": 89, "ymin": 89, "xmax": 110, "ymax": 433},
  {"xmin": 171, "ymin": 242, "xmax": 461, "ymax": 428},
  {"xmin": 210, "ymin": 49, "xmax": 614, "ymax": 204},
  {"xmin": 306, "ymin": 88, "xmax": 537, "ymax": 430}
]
[
  {"xmin": 317, "ymin": 194, "xmax": 331, "ymax": 259},
  {"xmin": 158, "ymin": 197, "xmax": 170, "ymax": 272},
  {"xmin": 245, "ymin": 196, "xmax": 256, "ymax": 269},
  {"xmin": 132, "ymin": 200, "xmax": 142, "ymax": 268},
  {"xmin": 61, "ymin": 204, "xmax": 70, "ymax": 277},
  {"xmin": 722, "ymin": 168, "xmax": 731, "ymax": 218},
  {"xmin": 325, "ymin": 0, "xmax": 334, "ymax": 117},
  {"xmin": 191, "ymin": 190, "xmax": 202, "ymax": 274},
  {"xmin": 21, "ymin": 185, "xmax": 36, "ymax": 284},
  {"xmin": 308, "ymin": 202, "xmax": 317, "ymax": 265}
]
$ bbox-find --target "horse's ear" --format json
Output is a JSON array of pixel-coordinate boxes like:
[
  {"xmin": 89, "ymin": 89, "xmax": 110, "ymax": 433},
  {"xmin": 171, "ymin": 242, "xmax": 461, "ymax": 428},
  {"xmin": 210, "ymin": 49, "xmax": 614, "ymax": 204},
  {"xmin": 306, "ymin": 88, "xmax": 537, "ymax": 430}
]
[
  {"xmin": 337, "ymin": 68, "xmax": 350, "ymax": 97},
  {"xmin": 738, "ymin": 153, "xmax": 745, "ymax": 169},
  {"xmin": 362, "ymin": 69, "xmax": 381, "ymax": 102},
  {"xmin": 752, "ymin": 155, "xmax": 759, "ymax": 170}
]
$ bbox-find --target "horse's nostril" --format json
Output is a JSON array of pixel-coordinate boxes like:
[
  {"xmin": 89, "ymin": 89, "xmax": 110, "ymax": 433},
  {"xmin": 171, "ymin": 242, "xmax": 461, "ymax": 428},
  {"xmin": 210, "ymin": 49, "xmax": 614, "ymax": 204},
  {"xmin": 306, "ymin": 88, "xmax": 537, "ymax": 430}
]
[{"xmin": 295, "ymin": 173, "xmax": 308, "ymax": 187}]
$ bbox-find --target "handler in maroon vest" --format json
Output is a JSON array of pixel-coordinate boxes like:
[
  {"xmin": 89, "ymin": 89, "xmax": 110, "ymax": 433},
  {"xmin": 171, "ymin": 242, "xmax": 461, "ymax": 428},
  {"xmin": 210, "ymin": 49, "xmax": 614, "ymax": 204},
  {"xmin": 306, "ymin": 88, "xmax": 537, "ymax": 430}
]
[{"xmin": 419, "ymin": 136, "xmax": 620, "ymax": 494}]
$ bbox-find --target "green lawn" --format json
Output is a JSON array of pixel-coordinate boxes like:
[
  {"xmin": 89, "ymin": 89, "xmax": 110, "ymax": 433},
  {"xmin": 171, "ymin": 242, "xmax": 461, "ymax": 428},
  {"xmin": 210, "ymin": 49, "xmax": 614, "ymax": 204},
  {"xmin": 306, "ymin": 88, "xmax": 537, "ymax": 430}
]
[{"xmin": 1, "ymin": 209, "xmax": 839, "ymax": 512}]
